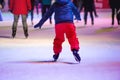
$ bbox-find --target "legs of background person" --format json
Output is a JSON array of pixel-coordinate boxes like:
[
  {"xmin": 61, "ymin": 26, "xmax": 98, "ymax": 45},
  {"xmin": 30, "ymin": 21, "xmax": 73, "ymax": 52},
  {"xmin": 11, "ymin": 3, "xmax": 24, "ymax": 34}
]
[
  {"xmin": 116, "ymin": 8, "xmax": 120, "ymax": 25},
  {"xmin": 84, "ymin": 11, "xmax": 88, "ymax": 25},
  {"xmin": 111, "ymin": 8, "xmax": 115, "ymax": 25},
  {"xmin": 41, "ymin": 5, "xmax": 46, "ymax": 17},
  {"xmin": 30, "ymin": 10, "xmax": 34, "ymax": 25},
  {"xmin": 90, "ymin": 11, "xmax": 94, "ymax": 25},
  {"xmin": 12, "ymin": 15, "xmax": 19, "ymax": 38},
  {"xmin": 42, "ymin": 5, "xmax": 52, "ymax": 24},
  {"xmin": 35, "ymin": 4, "xmax": 39, "ymax": 15},
  {"xmin": 21, "ymin": 15, "xmax": 28, "ymax": 38}
]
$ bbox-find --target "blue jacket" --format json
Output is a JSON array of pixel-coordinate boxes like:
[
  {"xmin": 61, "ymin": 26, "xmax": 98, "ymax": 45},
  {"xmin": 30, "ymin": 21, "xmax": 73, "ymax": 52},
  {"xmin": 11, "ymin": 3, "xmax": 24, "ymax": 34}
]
[{"xmin": 35, "ymin": 0, "xmax": 81, "ymax": 28}]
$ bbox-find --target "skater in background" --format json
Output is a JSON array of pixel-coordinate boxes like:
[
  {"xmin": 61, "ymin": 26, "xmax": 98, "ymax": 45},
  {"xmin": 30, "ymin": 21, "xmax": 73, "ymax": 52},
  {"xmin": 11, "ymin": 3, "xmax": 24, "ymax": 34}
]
[
  {"xmin": 116, "ymin": 0, "xmax": 120, "ymax": 25},
  {"xmin": 109, "ymin": 0, "xmax": 120, "ymax": 25},
  {"xmin": 78, "ymin": 0, "xmax": 83, "ymax": 12},
  {"xmin": 35, "ymin": 0, "xmax": 39, "ymax": 15},
  {"xmin": 9, "ymin": 0, "xmax": 31, "ymax": 38},
  {"xmin": 30, "ymin": 0, "xmax": 35, "ymax": 25},
  {"xmin": 116, "ymin": 9, "xmax": 120, "ymax": 25},
  {"xmin": 30, "ymin": 0, "xmax": 40, "ymax": 25},
  {"xmin": 34, "ymin": 0, "xmax": 81, "ymax": 62},
  {"xmin": 93, "ymin": 0, "xmax": 98, "ymax": 17},
  {"xmin": 72, "ymin": 0, "xmax": 83, "ymax": 12},
  {"xmin": 41, "ymin": 0, "xmax": 52, "ymax": 24},
  {"xmin": 81, "ymin": 0, "xmax": 95, "ymax": 25},
  {"xmin": 0, "ymin": 0, "xmax": 5, "ymax": 21},
  {"xmin": 76, "ymin": 0, "xmax": 98, "ymax": 17}
]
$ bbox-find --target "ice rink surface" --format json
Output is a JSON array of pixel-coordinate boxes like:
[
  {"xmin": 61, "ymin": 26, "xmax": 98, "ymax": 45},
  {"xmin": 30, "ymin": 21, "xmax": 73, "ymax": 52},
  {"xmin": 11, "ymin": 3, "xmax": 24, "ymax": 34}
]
[{"xmin": 0, "ymin": 11, "xmax": 120, "ymax": 80}]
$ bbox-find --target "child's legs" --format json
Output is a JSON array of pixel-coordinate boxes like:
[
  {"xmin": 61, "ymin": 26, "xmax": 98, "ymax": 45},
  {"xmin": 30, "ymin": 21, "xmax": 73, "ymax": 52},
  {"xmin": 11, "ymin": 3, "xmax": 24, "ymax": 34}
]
[
  {"xmin": 65, "ymin": 23, "xmax": 79, "ymax": 51},
  {"xmin": 53, "ymin": 24, "xmax": 65, "ymax": 54}
]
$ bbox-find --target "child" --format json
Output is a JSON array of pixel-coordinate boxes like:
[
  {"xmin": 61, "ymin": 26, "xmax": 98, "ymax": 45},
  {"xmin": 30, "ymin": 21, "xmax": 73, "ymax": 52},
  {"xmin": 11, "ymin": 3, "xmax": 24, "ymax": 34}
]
[
  {"xmin": 34, "ymin": 0, "xmax": 81, "ymax": 62},
  {"xmin": 9, "ymin": 0, "xmax": 31, "ymax": 38}
]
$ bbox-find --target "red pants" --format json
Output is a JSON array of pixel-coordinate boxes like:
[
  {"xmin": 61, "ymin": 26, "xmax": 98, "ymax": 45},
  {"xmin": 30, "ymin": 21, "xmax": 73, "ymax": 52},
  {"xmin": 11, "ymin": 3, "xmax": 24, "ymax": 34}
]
[{"xmin": 53, "ymin": 23, "xmax": 80, "ymax": 54}]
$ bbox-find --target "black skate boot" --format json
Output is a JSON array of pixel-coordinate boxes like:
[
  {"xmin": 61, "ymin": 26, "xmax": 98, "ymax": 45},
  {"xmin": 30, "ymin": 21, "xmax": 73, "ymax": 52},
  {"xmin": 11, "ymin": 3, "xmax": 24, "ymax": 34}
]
[
  {"xmin": 24, "ymin": 30, "xmax": 28, "ymax": 38},
  {"xmin": 25, "ymin": 33, "xmax": 28, "ymax": 38},
  {"xmin": 12, "ymin": 30, "xmax": 16, "ymax": 38},
  {"xmin": 53, "ymin": 54, "xmax": 59, "ymax": 62},
  {"xmin": 12, "ymin": 33, "xmax": 15, "ymax": 38},
  {"xmin": 92, "ymin": 21, "xmax": 94, "ymax": 25},
  {"xmin": 72, "ymin": 49, "xmax": 81, "ymax": 62}
]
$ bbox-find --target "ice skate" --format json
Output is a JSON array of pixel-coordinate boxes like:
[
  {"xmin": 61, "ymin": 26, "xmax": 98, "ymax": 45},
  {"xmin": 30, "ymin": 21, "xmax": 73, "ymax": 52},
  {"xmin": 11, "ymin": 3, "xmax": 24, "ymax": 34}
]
[
  {"xmin": 24, "ymin": 30, "xmax": 28, "ymax": 38},
  {"xmin": 12, "ymin": 33, "xmax": 15, "ymax": 38},
  {"xmin": 25, "ymin": 33, "xmax": 28, "ymax": 38},
  {"xmin": 12, "ymin": 30, "xmax": 16, "ymax": 38},
  {"xmin": 53, "ymin": 54, "xmax": 59, "ymax": 62},
  {"xmin": 72, "ymin": 49, "xmax": 81, "ymax": 62}
]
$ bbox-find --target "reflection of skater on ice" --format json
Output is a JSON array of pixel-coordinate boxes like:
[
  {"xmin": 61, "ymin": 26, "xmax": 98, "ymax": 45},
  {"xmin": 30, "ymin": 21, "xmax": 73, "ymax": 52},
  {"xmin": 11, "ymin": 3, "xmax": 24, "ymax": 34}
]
[{"xmin": 34, "ymin": 0, "xmax": 81, "ymax": 62}]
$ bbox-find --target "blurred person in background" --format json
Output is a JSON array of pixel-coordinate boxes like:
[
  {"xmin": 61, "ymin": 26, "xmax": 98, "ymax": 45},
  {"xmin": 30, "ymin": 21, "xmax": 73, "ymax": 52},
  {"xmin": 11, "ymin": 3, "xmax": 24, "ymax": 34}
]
[
  {"xmin": 109, "ymin": 0, "xmax": 120, "ymax": 25},
  {"xmin": 82, "ymin": 0, "xmax": 95, "ymax": 25},
  {"xmin": 35, "ymin": 0, "xmax": 40, "ymax": 15},
  {"xmin": 30, "ymin": 0, "xmax": 35, "ymax": 25},
  {"xmin": 0, "ymin": 0, "xmax": 5, "ymax": 21},
  {"xmin": 30, "ymin": 0, "xmax": 40, "ymax": 25},
  {"xmin": 9, "ymin": 0, "xmax": 31, "ymax": 38},
  {"xmin": 41, "ymin": 0, "xmax": 52, "ymax": 24}
]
